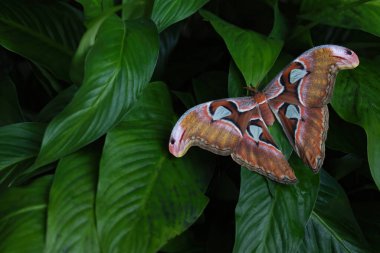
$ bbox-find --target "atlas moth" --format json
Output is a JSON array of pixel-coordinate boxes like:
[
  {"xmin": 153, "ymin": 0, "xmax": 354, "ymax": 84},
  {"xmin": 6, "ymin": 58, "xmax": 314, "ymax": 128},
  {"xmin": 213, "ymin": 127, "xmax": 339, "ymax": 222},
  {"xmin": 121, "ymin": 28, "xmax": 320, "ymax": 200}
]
[{"xmin": 169, "ymin": 45, "xmax": 359, "ymax": 184}]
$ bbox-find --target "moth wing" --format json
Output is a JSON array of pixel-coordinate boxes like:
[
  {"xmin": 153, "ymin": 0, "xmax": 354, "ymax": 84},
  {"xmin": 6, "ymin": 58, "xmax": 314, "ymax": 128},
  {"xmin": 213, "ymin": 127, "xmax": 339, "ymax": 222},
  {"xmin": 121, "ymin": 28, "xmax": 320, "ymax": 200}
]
[
  {"xmin": 264, "ymin": 45, "xmax": 359, "ymax": 107},
  {"xmin": 231, "ymin": 107, "xmax": 297, "ymax": 184},
  {"xmin": 269, "ymin": 99, "xmax": 328, "ymax": 172},
  {"xmin": 262, "ymin": 45, "xmax": 358, "ymax": 172},
  {"xmin": 169, "ymin": 97, "xmax": 254, "ymax": 157},
  {"xmin": 169, "ymin": 97, "xmax": 297, "ymax": 184}
]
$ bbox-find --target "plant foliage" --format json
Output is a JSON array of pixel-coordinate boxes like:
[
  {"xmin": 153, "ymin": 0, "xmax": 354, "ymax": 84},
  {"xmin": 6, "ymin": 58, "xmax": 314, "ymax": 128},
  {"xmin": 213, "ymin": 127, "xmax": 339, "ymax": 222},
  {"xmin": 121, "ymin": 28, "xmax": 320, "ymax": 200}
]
[{"xmin": 0, "ymin": 0, "xmax": 379, "ymax": 252}]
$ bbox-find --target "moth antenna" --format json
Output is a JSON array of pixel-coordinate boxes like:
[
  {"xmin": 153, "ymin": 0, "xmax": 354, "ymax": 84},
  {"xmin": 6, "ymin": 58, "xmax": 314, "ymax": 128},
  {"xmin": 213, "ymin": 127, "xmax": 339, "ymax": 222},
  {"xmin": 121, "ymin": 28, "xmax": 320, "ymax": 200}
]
[{"xmin": 243, "ymin": 86, "xmax": 258, "ymax": 95}]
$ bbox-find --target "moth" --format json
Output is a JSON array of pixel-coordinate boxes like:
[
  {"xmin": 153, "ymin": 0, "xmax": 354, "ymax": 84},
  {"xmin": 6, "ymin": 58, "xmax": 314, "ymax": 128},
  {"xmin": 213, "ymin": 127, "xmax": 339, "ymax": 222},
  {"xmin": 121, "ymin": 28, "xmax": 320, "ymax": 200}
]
[{"xmin": 169, "ymin": 45, "xmax": 359, "ymax": 184}]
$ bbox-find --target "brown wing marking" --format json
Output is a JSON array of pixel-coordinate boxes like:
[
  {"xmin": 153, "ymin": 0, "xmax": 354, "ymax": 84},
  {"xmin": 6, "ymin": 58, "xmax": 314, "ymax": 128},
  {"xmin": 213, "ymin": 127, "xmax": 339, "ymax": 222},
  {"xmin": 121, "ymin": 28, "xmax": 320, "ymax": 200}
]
[
  {"xmin": 169, "ymin": 97, "xmax": 255, "ymax": 157},
  {"xmin": 270, "ymin": 99, "xmax": 329, "ymax": 172},
  {"xmin": 231, "ymin": 109, "xmax": 297, "ymax": 184}
]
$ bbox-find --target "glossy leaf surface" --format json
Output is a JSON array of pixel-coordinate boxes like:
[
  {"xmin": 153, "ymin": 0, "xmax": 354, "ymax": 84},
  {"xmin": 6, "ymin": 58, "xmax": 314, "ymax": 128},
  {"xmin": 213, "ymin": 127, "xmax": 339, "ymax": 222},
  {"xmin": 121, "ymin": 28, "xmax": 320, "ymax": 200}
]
[
  {"xmin": 299, "ymin": 171, "xmax": 370, "ymax": 253},
  {"xmin": 0, "ymin": 122, "xmax": 45, "ymax": 172},
  {"xmin": 0, "ymin": 0, "xmax": 84, "ymax": 80},
  {"xmin": 96, "ymin": 82, "xmax": 209, "ymax": 253},
  {"xmin": 332, "ymin": 59, "xmax": 380, "ymax": 189},
  {"xmin": 200, "ymin": 10, "xmax": 283, "ymax": 86},
  {"xmin": 45, "ymin": 148, "xmax": 100, "ymax": 252},
  {"xmin": 234, "ymin": 157, "xmax": 319, "ymax": 253},
  {"xmin": 152, "ymin": 0, "xmax": 209, "ymax": 32},
  {"xmin": 0, "ymin": 176, "xmax": 51, "ymax": 253},
  {"xmin": 35, "ymin": 16, "xmax": 159, "ymax": 168},
  {"xmin": 300, "ymin": 0, "xmax": 380, "ymax": 37}
]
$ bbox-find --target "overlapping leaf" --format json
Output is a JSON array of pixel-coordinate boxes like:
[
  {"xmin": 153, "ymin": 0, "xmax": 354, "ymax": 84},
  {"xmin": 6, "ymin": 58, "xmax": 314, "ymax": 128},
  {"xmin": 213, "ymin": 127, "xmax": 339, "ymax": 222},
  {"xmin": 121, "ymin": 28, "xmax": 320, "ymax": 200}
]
[
  {"xmin": 300, "ymin": 0, "xmax": 380, "ymax": 37},
  {"xmin": 77, "ymin": 0, "xmax": 114, "ymax": 24},
  {"xmin": 152, "ymin": 0, "xmax": 209, "ymax": 32},
  {"xmin": 35, "ymin": 16, "xmax": 159, "ymax": 169},
  {"xmin": 0, "ymin": 176, "xmax": 51, "ymax": 253},
  {"xmin": 96, "ymin": 82, "xmax": 210, "ymax": 253},
  {"xmin": 331, "ymin": 59, "xmax": 380, "ymax": 189},
  {"xmin": 0, "ymin": 0, "xmax": 84, "ymax": 80},
  {"xmin": 0, "ymin": 76, "xmax": 23, "ymax": 126},
  {"xmin": 0, "ymin": 122, "xmax": 45, "ymax": 172},
  {"xmin": 199, "ymin": 10, "xmax": 283, "ymax": 87},
  {"xmin": 234, "ymin": 157, "xmax": 319, "ymax": 253},
  {"xmin": 299, "ymin": 171, "xmax": 370, "ymax": 253},
  {"xmin": 45, "ymin": 148, "xmax": 99, "ymax": 252}
]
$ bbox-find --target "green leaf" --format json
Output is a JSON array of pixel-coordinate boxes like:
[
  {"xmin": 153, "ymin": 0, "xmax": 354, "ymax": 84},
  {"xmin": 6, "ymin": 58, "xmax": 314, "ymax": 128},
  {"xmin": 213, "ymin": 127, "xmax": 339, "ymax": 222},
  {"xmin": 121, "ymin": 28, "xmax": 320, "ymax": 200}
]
[
  {"xmin": 0, "ymin": 0, "xmax": 84, "ymax": 80},
  {"xmin": 0, "ymin": 176, "xmax": 52, "ymax": 253},
  {"xmin": 0, "ymin": 122, "xmax": 45, "ymax": 172},
  {"xmin": 199, "ymin": 10, "xmax": 283, "ymax": 87},
  {"xmin": 331, "ymin": 59, "xmax": 380, "ymax": 189},
  {"xmin": 122, "ymin": 0, "xmax": 153, "ymax": 20},
  {"xmin": 45, "ymin": 147, "xmax": 100, "ymax": 252},
  {"xmin": 0, "ymin": 75, "xmax": 24, "ymax": 126},
  {"xmin": 269, "ymin": 1, "xmax": 288, "ymax": 40},
  {"xmin": 77, "ymin": 0, "xmax": 114, "ymax": 24},
  {"xmin": 299, "ymin": 171, "xmax": 370, "ymax": 253},
  {"xmin": 228, "ymin": 61, "xmax": 245, "ymax": 97},
  {"xmin": 96, "ymin": 82, "xmax": 209, "ymax": 253},
  {"xmin": 152, "ymin": 0, "xmax": 209, "ymax": 32},
  {"xmin": 70, "ymin": 5, "xmax": 123, "ymax": 84},
  {"xmin": 300, "ymin": 0, "xmax": 380, "ymax": 37},
  {"xmin": 35, "ymin": 16, "xmax": 159, "ymax": 168},
  {"xmin": 234, "ymin": 157, "xmax": 319, "ymax": 253}
]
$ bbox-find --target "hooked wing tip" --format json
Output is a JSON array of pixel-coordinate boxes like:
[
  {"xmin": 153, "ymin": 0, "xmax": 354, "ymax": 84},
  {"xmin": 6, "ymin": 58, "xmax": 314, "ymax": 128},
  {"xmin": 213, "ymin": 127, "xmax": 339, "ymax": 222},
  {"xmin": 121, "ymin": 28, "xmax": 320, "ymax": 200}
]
[
  {"xmin": 168, "ymin": 125, "xmax": 188, "ymax": 157},
  {"xmin": 330, "ymin": 45, "xmax": 359, "ymax": 69}
]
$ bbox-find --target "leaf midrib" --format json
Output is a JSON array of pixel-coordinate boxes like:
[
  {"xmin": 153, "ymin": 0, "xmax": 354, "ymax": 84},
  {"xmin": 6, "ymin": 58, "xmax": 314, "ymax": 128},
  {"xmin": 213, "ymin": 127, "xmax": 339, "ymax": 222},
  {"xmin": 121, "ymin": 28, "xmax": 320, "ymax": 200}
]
[
  {"xmin": 312, "ymin": 211, "xmax": 353, "ymax": 252},
  {"xmin": 0, "ymin": 204, "xmax": 46, "ymax": 223}
]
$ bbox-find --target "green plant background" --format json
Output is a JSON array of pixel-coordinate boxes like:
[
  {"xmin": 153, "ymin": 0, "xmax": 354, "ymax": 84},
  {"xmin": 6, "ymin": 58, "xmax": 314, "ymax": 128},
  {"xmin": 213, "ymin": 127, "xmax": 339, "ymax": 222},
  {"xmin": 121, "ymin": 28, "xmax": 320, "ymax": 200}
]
[{"xmin": 0, "ymin": 0, "xmax": 379, "ymax": 252}]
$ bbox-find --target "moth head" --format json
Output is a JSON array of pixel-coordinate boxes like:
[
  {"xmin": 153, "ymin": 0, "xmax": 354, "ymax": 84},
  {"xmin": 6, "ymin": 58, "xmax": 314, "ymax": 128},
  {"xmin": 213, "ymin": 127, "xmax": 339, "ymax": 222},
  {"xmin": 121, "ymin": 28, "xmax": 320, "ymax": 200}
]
[
  {"xmin": 328, "ymin": 45, "xmax": 359, "ymax": 70},
  {"xmin": 169, "ymin": 124, "xmax": 189, "ymax": 157}
]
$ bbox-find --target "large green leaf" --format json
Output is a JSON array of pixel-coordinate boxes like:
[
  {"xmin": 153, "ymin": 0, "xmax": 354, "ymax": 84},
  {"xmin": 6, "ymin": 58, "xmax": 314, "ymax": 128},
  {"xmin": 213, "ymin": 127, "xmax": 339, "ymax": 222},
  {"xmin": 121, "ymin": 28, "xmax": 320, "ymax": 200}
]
[
  {"xmin": 96, "ymin": 82, "xmax": 209, "ymax": 253},
  {"xmin": 0, "ymin": 0, "xmax": 84, "ymax": 80},
  {"xmin": 122, "ymin": 0, "xmax": 153, "ymax": 20},
  {"xmin": 70, "ymin": 5, "xmax": 123, "ymax": 84},
  {"xmin": 35, "ymin": 16, "xmax": 159, "ymax": 169},
  {"xmin": 199, "ymin": 10, "xmax": 283, "ymax": 87},
  {"xmin": 228, "ymin": 62, "xmax": 245, "ymax": 98},
  {"xmin": 331, "ymin": 59, "xmax": 380, "ymax": 189},
  {"xmin": 299, "ymin": 171, "xmax": 370, "ymax": 252},
  {"xmin": 234, "ymin": 157, "xmax": 319, "ymax": 253},
  {"xmin": 0, "ymin": 75, "xmax": 24, "ymax": 126},
  {"xmin": 0, "ymin": 122, "xmax": 45, "ymax": 172},
  {"xmin": 152, "ymin": 0, "xmax": 209, "ymax": 32},
  {"xmin": 77, "ymin": 0, "xmax": 114, "ymax": 24},
  {"xmin": 45, "ymin": 147, "xmax": 99, "ymax": 252},
  {"xmin": 300, "ymin": 0, "xmax": 380, "ymax": 37},
  {"xmin": 0, "ymin": 176, "xmax": 51, "ymax": 253},
  {"xmin": 268, "ymin": 0, "xmax": 288, "ymax": 40}
]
